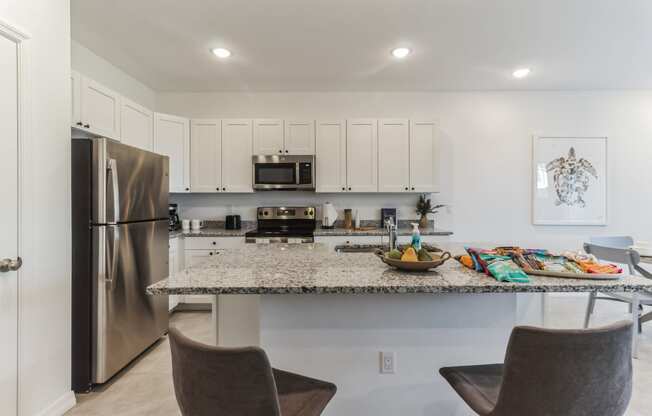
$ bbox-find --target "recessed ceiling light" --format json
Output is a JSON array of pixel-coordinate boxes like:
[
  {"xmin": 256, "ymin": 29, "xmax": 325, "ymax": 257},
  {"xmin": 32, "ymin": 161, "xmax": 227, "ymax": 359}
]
[
  {"xmin": 512, "ymin": 68, "xmax": 531, "ymax": 78},
  {"xmin": 211, "ymin": 48, "xmax": 231, "ymax": 58},
  {"xmin": 391, "ymin": 47, "xmax": 411, "ymax": 59}
]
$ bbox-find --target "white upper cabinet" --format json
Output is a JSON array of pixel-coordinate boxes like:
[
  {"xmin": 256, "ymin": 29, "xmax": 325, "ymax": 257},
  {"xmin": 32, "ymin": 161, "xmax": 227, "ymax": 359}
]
[
  {"xmin": 253, "ymin": 119, "xmax": 284, "ymax": 155},
  {"xmin": 346, "ymin": 119, "xmax": 378, "ymax": 192},
  {"xmin": 80, "ymin": 76, "xmax": 121, "ymax": 140},
  {"xmin": 409, "ymin": 120, "xmax": 439, "ymax": 192},
  {"xmin": 154, "ymin": 113, "xmax": 190, "ymax": 193},
  {"xmin": 284, "ymin": 120, "xmax": 315, "ymax": 155},
  {"xmin": 121, "ymin": 98, "xmax": 153, "ymax": 151},
  {"xmin": 190, "ymin": 119, "xmax": 222, "ymax": 193},
  {"xmin": 315, "ymin": 121, "xmax": 347, "ymax": 193},
  {"xmin": 222, "ymin": 119, "xmax": 254, "ymax": 193},
  {"xmin": 71, "ymin": 70, "xmax": 81, "ymax": 127},
  {"xmin": 378, "ymin": 119, "xmax": 410, "ymax": 192}
]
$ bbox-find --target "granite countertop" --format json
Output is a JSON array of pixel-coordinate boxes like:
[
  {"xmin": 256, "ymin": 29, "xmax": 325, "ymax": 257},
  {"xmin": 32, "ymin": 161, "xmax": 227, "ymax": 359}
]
[
  {"xmin": 169, "ymin": 223, "xmax": 256, "ymax": 238},
  {"xmin": 147, "ymin": 243, "xmax": 652, "ymax": 295},
  {"xmin": 314, "ymin": 226, "xmax": 452, "ymax": 237}
]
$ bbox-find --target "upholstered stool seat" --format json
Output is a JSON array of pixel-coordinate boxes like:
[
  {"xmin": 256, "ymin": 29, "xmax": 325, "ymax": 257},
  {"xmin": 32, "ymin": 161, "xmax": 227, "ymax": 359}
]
[
  {"xmin": 169, "ymin": 327, "xmax": 336, "ymax": 416},
  {"xmin": 440, "ymin": 321, "xmax": 633, "ymax": 416}
]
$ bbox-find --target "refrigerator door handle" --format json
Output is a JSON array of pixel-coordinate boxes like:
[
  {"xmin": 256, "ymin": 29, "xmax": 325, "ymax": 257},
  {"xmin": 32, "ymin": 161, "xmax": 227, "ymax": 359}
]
[
  {"xmin": 105, "ymin": 225, "xmax": 119, "ymax": 291},
  {"xmin": 107, "ymin": 158, "xmax": 120, "ymax": 224}
]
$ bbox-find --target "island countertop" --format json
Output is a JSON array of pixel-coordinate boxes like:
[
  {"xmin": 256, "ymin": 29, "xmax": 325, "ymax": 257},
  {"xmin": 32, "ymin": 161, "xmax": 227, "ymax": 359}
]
[{"xmin": 146, "ymin": 243, "xmax": 652, "ymax": 295}]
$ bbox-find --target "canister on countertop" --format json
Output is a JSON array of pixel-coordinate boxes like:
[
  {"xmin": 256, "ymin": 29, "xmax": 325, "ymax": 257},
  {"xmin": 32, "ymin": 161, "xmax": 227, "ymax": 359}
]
[{"xmin": 344, "ymin": 209, "xmax": 353, "ymax": 229}]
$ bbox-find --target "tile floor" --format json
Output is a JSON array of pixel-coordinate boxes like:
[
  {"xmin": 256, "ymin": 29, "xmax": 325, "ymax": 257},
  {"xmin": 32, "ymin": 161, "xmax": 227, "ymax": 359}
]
[{"xmin": 66, "ymin": 296, "xmax": 651, "ymax": 415}]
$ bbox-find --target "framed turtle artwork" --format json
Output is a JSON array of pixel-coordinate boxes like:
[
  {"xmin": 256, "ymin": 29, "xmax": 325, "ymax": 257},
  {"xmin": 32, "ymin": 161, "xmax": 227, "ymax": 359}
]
[{"xmin": 532, "ymin": 136, "xmax": 607, "ymax": 225}]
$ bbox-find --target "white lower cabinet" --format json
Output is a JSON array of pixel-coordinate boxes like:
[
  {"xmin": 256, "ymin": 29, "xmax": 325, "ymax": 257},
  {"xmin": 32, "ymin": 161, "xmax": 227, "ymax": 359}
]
[
  {"xmin": 168, "ymin": 237, "xmax": 184, "ymax": 311},
  {"xmin": 314, "ymin": 234, "xmax": 451, "ymax": 249},
  {"xmin": 182, "ymin": 237, "xmax": 246, "ymax": 305}
]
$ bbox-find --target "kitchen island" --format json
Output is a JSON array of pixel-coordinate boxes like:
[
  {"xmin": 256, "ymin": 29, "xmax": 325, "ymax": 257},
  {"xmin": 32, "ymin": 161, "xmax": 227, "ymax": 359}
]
[{"xmin": 148, "ymin": 243, "xmax": 652, "ymax": 416}]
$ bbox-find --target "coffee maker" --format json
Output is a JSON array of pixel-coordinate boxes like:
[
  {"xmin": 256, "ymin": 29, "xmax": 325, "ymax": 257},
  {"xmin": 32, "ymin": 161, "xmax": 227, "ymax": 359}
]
[{"xmin": 169, "ymin": 204, "xmax": 181, "ymax": 231}]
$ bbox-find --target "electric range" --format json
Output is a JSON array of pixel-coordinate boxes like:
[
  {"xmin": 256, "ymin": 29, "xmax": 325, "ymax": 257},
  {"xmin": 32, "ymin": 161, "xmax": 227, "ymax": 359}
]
[{"xmin": 245, "ymin": 206, "xmax": 316, "ymax": 244}]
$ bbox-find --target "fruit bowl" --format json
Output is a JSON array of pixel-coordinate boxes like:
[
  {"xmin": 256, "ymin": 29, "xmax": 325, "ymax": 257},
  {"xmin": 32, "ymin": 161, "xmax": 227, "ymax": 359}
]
[{"xmin": 374, "ymin": 249, "xmax": 452, "ymax": 272}]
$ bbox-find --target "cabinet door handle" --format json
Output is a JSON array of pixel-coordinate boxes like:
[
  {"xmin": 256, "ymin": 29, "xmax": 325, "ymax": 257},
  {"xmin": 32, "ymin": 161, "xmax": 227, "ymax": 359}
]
[
  {"xmin": 278, "ymin": 150, "xmax": 282, "ymax": 153},
  {"xmin": 76, "ymin": 122, "xmax": 83, "ymax": 126},
  {"xmin": 411, "ymin": 187, "xmax": 415, "ymax": 190},
  {"xmin": 185, "ymin": 187, "xmax": 190, "ymax": 191},
  {"xmin": 212, "ymin": 241, "xmax": 216, "ymax": 245},
  {"xmin": 348, "ymin": 187, "xmax": 352, "ymax": 191},
  {"xmin": 285, "ymin": 150, "xmax": 288, "ymax": 153},
  {"xmin": 222, "ymin": 187, "xmax": 226, "ymax": 191},
  {"xmin": 216, "ymin": 187, "xmax": 220, "ymax": 191},
  {"xmin": 404, "ymin": 186, "xmax": 408, "ymax": 190},
  {"xmin": 84, "ymin": 124, "xmax": 90, "ymax": 128},
  {"xmin": 209, "ymin": 252, "xmax": 213, "ymax": 256},
  {"xmin": 341, "ymin": 187, "xmax": 345, "ymax": 191}
]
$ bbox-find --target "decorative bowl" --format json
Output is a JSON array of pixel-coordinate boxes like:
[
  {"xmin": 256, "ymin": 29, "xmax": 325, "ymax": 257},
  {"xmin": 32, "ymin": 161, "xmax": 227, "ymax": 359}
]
[{"xmin": 374, "ymin": 249, "xmax": 452, "ymax": 272}]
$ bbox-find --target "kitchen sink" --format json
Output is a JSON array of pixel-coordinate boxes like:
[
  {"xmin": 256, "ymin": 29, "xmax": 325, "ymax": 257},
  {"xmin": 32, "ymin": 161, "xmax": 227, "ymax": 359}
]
[{"xmin": 334, "ymin": 243, "xmax": 441, "ymax": 253}]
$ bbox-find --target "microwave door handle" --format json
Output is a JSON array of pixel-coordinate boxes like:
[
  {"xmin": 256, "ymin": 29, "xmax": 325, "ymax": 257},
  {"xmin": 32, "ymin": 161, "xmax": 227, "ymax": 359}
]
[
  {"xmin": 107, "ymin": 159, "xmax": 120, "ymax": 224},
  {"xmin": 295, "ymin": 163, "xmax": 300, "ymax": 185}
]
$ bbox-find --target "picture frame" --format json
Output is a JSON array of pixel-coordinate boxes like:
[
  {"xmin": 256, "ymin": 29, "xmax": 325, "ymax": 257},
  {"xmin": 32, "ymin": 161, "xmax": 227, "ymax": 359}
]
[{"xmin": 532, "ymin": 136, "xmax": 607, "ymax": 226}]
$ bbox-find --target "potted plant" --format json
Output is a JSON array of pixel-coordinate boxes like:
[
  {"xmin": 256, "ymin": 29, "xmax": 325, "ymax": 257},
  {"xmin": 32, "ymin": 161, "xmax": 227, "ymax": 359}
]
[{"xmin": 416, "ymin": 194, "xmax": 445, "ymax": 230}]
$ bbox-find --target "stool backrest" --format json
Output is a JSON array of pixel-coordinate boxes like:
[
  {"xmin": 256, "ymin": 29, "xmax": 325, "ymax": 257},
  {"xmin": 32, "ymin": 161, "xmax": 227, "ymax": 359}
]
[
  {"xmin": 589, "ymin": 236, "xmax": 634, "ymax": 249},
  {"xmin": 169, "ymin": 327, "xmax": 281, "ymax": 416},
  {"xmin": 491, "ymin": 321, "xmax": 633, "ymax": 416},
  {"xmin": 584, "ymin": 242, "xmax": 640, "ymax": 275}
]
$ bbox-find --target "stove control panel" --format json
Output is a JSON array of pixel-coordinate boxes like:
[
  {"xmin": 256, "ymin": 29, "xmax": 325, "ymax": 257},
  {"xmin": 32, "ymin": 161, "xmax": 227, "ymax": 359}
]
[{"xmin": 257, "ymin": 206, "xmax": 315, "ymax": 220}]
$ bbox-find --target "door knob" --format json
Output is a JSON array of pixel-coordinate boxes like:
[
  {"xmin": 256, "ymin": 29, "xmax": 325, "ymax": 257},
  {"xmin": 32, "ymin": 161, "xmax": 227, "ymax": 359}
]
[{"xmin": 0, "ymin": 257, "xmax": 22, "ymax": 273}]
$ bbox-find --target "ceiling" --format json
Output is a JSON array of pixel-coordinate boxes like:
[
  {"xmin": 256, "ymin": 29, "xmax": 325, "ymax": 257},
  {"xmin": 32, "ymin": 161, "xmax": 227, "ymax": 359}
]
[{"xmin": 72, "ymin": 0, "xmax": 652, "ymax": 92}]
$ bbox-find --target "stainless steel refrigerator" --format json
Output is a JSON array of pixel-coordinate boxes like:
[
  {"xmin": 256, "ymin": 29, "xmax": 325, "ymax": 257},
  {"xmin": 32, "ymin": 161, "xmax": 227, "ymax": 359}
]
[{"xmin": 72, "ymin": 138, "xmax": 169, "ymax": 392}]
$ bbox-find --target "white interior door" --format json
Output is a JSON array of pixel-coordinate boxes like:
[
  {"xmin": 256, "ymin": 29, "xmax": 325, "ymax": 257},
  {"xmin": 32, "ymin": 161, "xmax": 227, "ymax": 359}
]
[
  {"xmin": 0, "ymin": 32, "xmax": 20, "ymax": 416},
  {"xmin": 378, "ymin": 119, "xmax": 410, "ymax": 192}
]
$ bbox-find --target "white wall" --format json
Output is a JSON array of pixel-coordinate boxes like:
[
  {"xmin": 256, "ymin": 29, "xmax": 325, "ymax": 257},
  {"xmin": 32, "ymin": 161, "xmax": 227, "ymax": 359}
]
[
  {"xmin": 158, "ymin": 91, "xmax": 652, "ymax": 250},
  {"xmin": 0, "ymin": 1, "xmax": 74, "ymax": 415},
  {"xmin": 72, "ymin": 40, "xmax": 156, "ymax": 109}
]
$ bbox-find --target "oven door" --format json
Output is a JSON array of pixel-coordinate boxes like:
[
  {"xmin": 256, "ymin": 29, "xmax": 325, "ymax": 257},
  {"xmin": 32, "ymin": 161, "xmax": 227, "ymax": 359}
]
[{"xmin": 253, "ymin": 162, "xmax": 298, "ymax": 190}]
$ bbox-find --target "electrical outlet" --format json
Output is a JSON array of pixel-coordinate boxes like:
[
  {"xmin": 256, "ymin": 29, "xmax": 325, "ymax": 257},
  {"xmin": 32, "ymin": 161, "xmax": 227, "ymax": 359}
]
[{"xmin": 380, "ymin": 351, "xmax": 395, "ymax": 374}]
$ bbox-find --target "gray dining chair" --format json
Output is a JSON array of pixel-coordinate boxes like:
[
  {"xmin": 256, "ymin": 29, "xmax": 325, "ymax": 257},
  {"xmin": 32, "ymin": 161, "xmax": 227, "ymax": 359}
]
[
  {"xmin": 584, "ymin": 239, "xmax": 652, "ymax": 357},
  {"xmin": 168, "ymin": 327, "xmax": 337, "ymax": 416},
  {"xmin": 440, "ymin": 321, "xmax": 633, "ymax": 416}
]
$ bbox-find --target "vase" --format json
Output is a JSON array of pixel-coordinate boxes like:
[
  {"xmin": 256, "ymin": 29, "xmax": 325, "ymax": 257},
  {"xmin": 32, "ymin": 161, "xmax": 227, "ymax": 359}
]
[{"xmin": 418, "ymin": 214, "xmax": 428, "ymax": 230}]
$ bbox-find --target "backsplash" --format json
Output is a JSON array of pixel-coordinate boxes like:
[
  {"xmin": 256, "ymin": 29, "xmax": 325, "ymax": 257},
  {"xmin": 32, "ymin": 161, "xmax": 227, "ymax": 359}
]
[{"xmin": 170, "ymin": 192, "xmax": 446, "ymax": 224}]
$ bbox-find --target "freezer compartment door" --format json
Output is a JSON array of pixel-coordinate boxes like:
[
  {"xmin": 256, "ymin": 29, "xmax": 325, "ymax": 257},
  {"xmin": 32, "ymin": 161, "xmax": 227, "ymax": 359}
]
[
  {"xmin": 93, "ymin": 220, "xmax": 169, "ymax": 384},
  {"xmin": 93, "ymin": 138, "xmax": 169, "ymax": 224}
]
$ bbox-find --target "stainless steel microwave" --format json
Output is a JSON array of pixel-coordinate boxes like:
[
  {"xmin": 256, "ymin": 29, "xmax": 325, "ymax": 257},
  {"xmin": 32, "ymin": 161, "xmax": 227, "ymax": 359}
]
[{"xmin": 252, "ymin": 155, "xmax": 315, "ymax": 190}]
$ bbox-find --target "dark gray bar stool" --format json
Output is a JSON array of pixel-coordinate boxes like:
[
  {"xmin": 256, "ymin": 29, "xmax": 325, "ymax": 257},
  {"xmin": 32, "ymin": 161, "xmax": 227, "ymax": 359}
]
[
  {"xmin": 169, "ymin": 327, "xmax": 336, "ymax": 416},
  {"xmin": 440, "ymin": 321, "xmax": 633, "ymax": 416}
]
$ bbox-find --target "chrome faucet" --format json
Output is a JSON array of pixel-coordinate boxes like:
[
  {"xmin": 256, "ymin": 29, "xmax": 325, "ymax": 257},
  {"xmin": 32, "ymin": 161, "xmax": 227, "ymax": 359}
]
[{"xmin": 384, "ymin": 218, "xmax": 397, "ymax": 251}]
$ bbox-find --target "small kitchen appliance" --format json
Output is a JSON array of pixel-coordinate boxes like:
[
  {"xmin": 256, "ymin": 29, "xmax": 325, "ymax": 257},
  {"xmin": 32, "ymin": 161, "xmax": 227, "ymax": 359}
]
[
  {"xmin": 252, "ymin": 155, "xmax": 315, "ymax": 190},
  {"xmin": 245, "ymin": 206, "xmax": 316, "ymax": 243},
  {"xmin": 169, "ymin": 203, "xmax": 180, "ymax": 231},
  {"xmin": 225, "ymin": 214, "xmax": 242, "ymax": 230},
  {"xmin": 381, "ymin": 208, "xmax": 397, "ymax": 228},
  {"xmin": 321, "ymin": 202, "xmax": 338, "ymax": 229}
]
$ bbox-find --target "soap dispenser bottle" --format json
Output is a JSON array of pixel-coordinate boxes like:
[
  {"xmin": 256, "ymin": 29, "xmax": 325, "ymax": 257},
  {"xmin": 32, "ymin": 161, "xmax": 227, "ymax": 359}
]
[{"xmin": 410, "ymin": 222, "xmax": 422, "ymax": 251}]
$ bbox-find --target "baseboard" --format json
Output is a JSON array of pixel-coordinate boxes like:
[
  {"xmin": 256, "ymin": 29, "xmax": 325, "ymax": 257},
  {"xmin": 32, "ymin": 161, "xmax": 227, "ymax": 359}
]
[{"xmin": 34, "ymin": 390, "xmax": 76, "ymax": 416}]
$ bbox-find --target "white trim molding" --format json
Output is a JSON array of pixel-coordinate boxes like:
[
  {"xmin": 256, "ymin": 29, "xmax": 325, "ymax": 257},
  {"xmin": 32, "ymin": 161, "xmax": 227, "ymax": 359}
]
[
  {"xmin": 33, "ymin": 391, "xmax": 76, "ymax": 416},
  {"xmin": 0, "ymin": 16, "xmax": 34, "ymax": 416}
]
